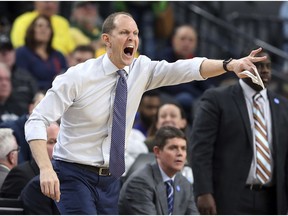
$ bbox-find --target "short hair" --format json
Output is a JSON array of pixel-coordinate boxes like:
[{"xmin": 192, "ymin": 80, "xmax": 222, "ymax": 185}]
[
  {"xmin": 0, "ymin": 128, "xmax": 16, "ymax": 159},
  {"xmin": 102, "ymin": 12, "xmax": 133, "ymax": 34},
  {"xmin": 72, "ymin": 45, "xmax": 95, "ymax": 55},
  {"xmin": 153, "ymin": 126, "xmax": 186, "ymax": 150}
]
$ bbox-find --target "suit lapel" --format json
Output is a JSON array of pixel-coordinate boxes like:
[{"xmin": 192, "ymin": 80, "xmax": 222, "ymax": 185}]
[
  {"xmin": 152, "ymin": 163, "xmax": 168, "ymax": 215},
  {"xmin": 232, "ymin": 83, "xmax": 253, "ymax": 146},
  {"xmin": 267, "ymin": 91, "xmax": 280, "ymax": 152},
  {"xmin": 172, "ymin": 173, "xmax": 182, "ymax": 214}
]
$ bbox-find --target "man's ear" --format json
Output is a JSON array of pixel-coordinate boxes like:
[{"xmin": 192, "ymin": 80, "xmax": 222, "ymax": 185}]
[
  {"xmin": 7, "ymin": 151, "xmax": 16, "ymax": 165},
  {"xmin": 102, "ymin": 34, "xmax": 110, "ymax": 47},
  {"xmin": 153, "ymin": 146, "xmax": 160, "ymax": 158}
]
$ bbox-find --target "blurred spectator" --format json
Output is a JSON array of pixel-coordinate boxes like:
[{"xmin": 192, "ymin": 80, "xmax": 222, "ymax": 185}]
[
  {"xmin": 0, "ymin": 91, "xmax": 45, "ymax": 164},
  {"xmin": 69, "ymin": 2, "xmax": 103, "ymax": 54},
  {"xmin": 0, "ymin": 122, "xmax": 59, "ymax": 199},
  {"xmin": 0, "ymin": 128, "xmax": 19, "ymax": 188},
  {"xmin": 124, "ymin": 128, "xmax": 148, "ymax": 176},
  {"xmin": 158, "ymin": 24, "xmax": 214, "ymax": 124},
  {"xmin": 133, "ymin": 90, "xmax": 161, "ymax": 137},
  {"xmin": 119, "ymin": 126, "xmax": 198, "ymax": 215},
  {"xmin": 68, "ymin": 45, "xmax": 95, "ymax": 67},
  {"xmin": 15, "ymin": 15, "xmax": 67, "ymax": 92},
  {"xmin": 158, "ymin": 24, "xmax": 198, "ymax": 61},
  {"xmin": 0, "ymin": 34, "xmax": 38, "ymax": 112},
  {"xmin": 10, "ymin": 1, "xmax": 75, "ymax": 56},
  {"xmin": 0, "ymin": 63, "xmax": 26, "ymax": 123}
]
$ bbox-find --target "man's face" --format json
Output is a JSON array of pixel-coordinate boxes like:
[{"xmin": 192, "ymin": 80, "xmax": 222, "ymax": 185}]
[
  {"xmin": 172, "ymin": 26, "xmax": 197, "ymax": 59},
  {"xmin": 69, "ymin": 51, "xmax": 94, "ymax": 67},
  {"xmin": 46, "ymin": 124, "xmax": 60, "ymax": 160},
  {"xmin": 154, "ymin": 137, "xmax": 187, "ymax": 177},
  {"xmin": 139, "ymin": 96, "xmax": 161, "ymax": 126},
  {"xmin": 0, "ymin": 49, "xmax": 15, "ymax": 69},
  {"xmin": 35, "ymin": 1, "xmax": 59, "ymax": 17},
  {"xmin": 156, "ymin": 104, "xmax": 186, "ymax": 130},
  {"xmin": 243, "ymin": 52, "xmax": 272, "ymax": 90},
  {"xmin": 103, "ymin": 14, "xmax": 139, "ymax": 69}
]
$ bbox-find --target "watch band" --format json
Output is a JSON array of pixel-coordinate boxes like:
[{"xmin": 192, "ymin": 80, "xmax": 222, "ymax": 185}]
[{"xmin": 223, "ymin": 58, "xmax": 233, "ymax": 72}]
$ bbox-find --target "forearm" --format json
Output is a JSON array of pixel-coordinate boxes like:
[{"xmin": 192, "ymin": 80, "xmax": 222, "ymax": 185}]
[
  {"xmin": 29, "ymin": 140, "xmax": 53, "ymax": 171},
  {"xmin": 200, "ymin": 59, "xmax": 227, "ymax": 79}
]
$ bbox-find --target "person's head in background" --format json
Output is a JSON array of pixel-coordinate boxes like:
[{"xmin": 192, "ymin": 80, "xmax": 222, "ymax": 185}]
[
  {"xmin": 0, "ymin": 34, "xmax": 15, "ymax": 70},
  {"xmin": 0, "ymin": 128, "xmax": 19, "ymax": 170},
  {"xmin": 172, "ymin": 24, "xmax": 198, "ymax": 59},
  {"xmin": 135, "ymin": 90, "xmax": 161, "ymax": 136},
  {"xmin": 25, "ymin": 14, "xmax": 54, "ymax": 54},
  {"xmin": 153, "ymin": 126, "xmax": 187, "ymax": 177},
  {"xmin": 242, "ymin": 49, "xmax": 272, "ymax": 91},
  {"xmin": 34, "ymin": 1, "xmax": 59, "ymax": 17},
  {"xmin": 0, "ymin": 62, "xmax": 11, "ymax": 104},
  {"xmin": 28, "ymin": 91, "xmax": 45, "ymax": 115},
  {"xmin": 68, "ymin": 45, "xmax": 95, "ymax": 67},
  {"xmin": 46, "ymin": 122, "xmax": 60, "ymax": 160},
  {"xmin": 147, "ymin": 102, "xmax": 187, "ymax": 139},
  {"xmin": 71, "ymin": 2, "xmax": 102, "ymax": 32}
]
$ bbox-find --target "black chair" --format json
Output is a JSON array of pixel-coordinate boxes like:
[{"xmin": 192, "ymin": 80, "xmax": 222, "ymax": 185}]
[{"xmin": 0, "ymin": 197, "xmax": 24, "ymax": 215}]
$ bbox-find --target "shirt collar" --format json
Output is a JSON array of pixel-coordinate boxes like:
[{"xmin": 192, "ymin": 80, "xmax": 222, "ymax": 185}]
[
  {"xmin": 103, "ymin": 54, "xmax": 130, "ymax": 76},
  {"xmin": 239, "ymin": 79, "xmax": 267, "ymax": 101},
  {"xmin": 158, "ymin": 163, "xmax": 176, "ymax": 182}
]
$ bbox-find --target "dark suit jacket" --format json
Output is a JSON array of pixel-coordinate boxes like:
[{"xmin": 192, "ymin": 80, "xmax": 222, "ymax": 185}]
[
  {"xmin": 118, "ymin": 162, "xmax": 199, "ymax": 215},
  {"xmin": 190, "ymin": 83, "xmax": 288, "ymax": 214},
  {"xmin": 20, "ymin": 175, "xmax": 59, "ymax": 215},
  {"xmin": 0, "ymin": 159, "xmax": 39, "ymax": 198}
]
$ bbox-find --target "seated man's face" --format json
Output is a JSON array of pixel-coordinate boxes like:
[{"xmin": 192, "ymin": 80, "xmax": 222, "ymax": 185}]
[{"xmin": 155, "ymin": 137, "xmax": 187, "ymax": 177}]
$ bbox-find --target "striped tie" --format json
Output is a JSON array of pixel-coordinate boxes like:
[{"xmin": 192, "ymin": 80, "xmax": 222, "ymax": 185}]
[
  {"xmin": 253, "ymin": 93, "xmax": 271, "ymax": 184},
  {"xmin": 165, "ymin": 180, "xmax": 174, "ymax": 215},
  {"xmin": 109, "ymin": 69, "xmax": 127, "ymax": 178}
]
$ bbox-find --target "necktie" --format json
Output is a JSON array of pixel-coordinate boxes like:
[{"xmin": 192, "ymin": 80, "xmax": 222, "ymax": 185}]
[
  {"xmin": 109, "ymin": 69, "xmax": 127, "ymax": 177},
  {"xmin": 165, "ymin": 180, "xmax": 174, "ymax": 215},
  {"xmin": 253, "ymin": 93, "xmax": 271, "ymax": 184}
]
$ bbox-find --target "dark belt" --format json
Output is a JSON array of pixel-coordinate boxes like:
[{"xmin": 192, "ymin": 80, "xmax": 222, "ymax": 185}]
[
  {"xmin": 74, "ymin": 163, "xmax": 111, "ymax": 176},
  {"xmin": 245, "ymin": 184, "xmax": 273, "ymax": 191}
]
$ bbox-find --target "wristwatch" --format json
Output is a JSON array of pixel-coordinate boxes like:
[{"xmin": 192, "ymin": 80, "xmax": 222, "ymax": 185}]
[{"xmin": 223, "ymin": 58, "xmax": 234, "ymax": 72}]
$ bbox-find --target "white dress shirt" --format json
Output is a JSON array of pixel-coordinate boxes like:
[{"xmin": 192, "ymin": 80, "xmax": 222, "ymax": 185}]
[
  {"xmin": 239, "ymin": 79, "xmax": 273, "ymax": 185},
  {"xmin": 25, "ymin": 54, "xmax": 206, "ymax": 167}
]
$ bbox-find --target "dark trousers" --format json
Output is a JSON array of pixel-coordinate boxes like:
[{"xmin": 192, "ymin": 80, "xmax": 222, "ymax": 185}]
[
  {"xmin": 234, "ymin": 185, "xmax": 277, "ymax": 215},
  {"xmin": 52, "ymin": 160, "xmax": 121, "ymax": 215}
]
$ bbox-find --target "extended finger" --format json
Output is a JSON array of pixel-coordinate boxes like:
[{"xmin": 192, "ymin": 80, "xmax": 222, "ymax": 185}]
[{"xmin": 249, "ymin": 47, "xmax": 262, "ymax": 57}]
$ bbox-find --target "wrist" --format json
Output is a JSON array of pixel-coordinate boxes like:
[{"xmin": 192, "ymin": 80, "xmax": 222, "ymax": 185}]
[{"xmin": 223, "ymin": 58, "xmax": 234, "ymax": 73}]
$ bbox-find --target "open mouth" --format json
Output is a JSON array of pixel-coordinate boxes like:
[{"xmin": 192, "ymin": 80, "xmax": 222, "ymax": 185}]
[{"xmin": 124, "ymin": 46, "xmax": 134, "ymax": 56}]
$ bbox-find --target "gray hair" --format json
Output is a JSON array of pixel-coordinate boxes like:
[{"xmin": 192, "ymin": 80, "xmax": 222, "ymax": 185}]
[{"xmin": 0, "ymin": 128, "xmax": 17, "ymax": 159}]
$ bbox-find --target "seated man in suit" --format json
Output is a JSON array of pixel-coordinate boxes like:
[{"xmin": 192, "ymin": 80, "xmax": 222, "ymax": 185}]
[{"xmin": 118, "ymin": 126, "xmax": 199, "ymax": 215}]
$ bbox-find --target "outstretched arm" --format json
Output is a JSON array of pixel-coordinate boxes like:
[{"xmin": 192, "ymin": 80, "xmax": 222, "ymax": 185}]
[{"xmin": 200, "ymin": 47, "xmax": 266, "ymax": 79}]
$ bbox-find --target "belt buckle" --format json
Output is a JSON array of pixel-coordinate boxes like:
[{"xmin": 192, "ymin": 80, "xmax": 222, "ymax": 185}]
[{"xmin": 98, "ymin": 167, "xmax": 111, "ymax": 176}]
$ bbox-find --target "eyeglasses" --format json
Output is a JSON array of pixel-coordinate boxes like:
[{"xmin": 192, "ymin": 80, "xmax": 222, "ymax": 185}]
[{"xmin": 9, "ymin": 146, "xmax": 21, "ymax": 154}]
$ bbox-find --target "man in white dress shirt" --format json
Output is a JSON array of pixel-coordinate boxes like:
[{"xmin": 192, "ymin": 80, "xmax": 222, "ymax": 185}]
[{"xmin": 24, "ymin": 11, "xmax": 267, "ymax": 214}]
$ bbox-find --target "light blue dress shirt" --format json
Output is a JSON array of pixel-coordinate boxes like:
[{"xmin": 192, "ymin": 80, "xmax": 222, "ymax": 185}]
[{"xmin": 25, "ymin": 54, "xmax": 206, "ymax": 167}]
